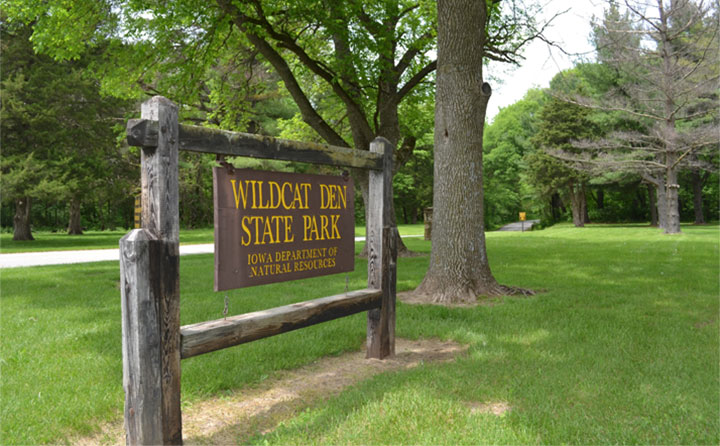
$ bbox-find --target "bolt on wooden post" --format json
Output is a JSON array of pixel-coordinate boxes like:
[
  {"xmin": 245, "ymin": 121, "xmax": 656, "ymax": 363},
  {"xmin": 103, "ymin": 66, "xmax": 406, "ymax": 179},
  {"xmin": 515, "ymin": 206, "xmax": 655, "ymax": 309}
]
[{"xmin": 120, "ymin": 96, "xmax": 181, "ymax": 445}]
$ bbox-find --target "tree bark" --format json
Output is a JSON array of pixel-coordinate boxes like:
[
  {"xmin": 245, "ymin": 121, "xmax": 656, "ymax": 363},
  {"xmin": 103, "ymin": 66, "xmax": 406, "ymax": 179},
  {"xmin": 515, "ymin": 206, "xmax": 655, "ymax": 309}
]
[
  {"xmin": 414, "ymin": 0, "xmax": 503, "ymax": 303},
  {"xmin": 648, "ymin": 183, "xmax": 658, "ymax": 227},
  {"xmin": 660, "ymin": 6, "xmax": 681, "ymax": 235},
  {"xmin": 665, "ymin": 166, "xmax": 681, "ymax": 234},
  {"xmin": 67, "ymin": 196, "xmax": 83, "ymax": 235},
  {"xmin": 13, "ymin": 196, "xmax": 34, "ymax": 241},
  {"xmin": 567, "ymin": 180, "xmax": 585, "ymax": 228},
  {"xmin": 656, "ymin": 182, "xmax": 668, "ymax": 231},
  {"xmin": 691, "ymin": 169, "xmax": 705, "ymax": 224}
]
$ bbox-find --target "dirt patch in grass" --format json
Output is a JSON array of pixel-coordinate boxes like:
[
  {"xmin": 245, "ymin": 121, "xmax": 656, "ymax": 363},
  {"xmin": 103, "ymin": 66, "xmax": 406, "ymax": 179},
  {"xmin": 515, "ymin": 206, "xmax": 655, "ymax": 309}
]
[
  {"xmin": 74, "ymin": 338, "xmax": 466, "ymax": 445},
  {"xmin": 466, "ymin": 400, "xmax": 512, "ymax": 416},
  {"xmin": 694, "ymin": 316, "xmax": 718, "ymax": 329}
]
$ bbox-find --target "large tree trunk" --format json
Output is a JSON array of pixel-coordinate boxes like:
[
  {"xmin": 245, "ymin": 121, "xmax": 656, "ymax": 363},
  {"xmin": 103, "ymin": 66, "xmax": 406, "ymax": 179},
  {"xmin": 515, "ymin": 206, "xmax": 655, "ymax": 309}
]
[
  {"xmin": 664, "ymin": 166, "xmax": 681, "ymax": 234},
  {"xmin": 13, "ymin": 196, "xmax": 34, "ymax": 241},
  {"xmin": 691, "ymin": 169, "xmax": 705, "ymax": 224},
  {"xmin": 582, "ymin": 183, "xmax": 590, "ymax": 224},
  {"xmin": 414, "ymin": 0, "xmax": 504, "ymax": 304},
  {"xmin": 648, "ymin": 183, "xmax": 658, "ymax": 226},
  {"xmin": 659, "ymin": 11, "xmax": 681, "ymax": 236},
  {"xmin": 567, "ymin": 180, "xmax": 585, "ymax": 228},
  {"xmin": 67, "ymin": 196, "xmax": 83, "ymax": 235},
  {"xmin": 656, "ymin": 183, "xmax": 668, "ymax": 231}
]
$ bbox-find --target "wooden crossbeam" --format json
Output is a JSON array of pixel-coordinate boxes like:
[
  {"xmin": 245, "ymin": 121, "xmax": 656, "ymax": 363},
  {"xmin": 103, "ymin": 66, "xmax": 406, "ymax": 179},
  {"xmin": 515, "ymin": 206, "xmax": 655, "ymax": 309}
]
[
  {"xmin": 180, "ymin": 288, "xmax": 382, "ymax": 359},
  {"xmin": 126, "ymin": 119, "xmax": 384, "ymax": 171}
]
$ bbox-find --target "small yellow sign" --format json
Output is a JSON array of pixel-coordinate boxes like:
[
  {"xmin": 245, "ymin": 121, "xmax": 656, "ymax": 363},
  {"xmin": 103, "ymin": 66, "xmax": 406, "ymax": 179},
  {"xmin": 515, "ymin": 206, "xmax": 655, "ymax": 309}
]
[
  {"xmin": 519, "ymin": 212, "xmax": 526, "ymax": 221},
  {"xmin": 134, "ymin": 195, "xmax": 141, "ymax": 229}
]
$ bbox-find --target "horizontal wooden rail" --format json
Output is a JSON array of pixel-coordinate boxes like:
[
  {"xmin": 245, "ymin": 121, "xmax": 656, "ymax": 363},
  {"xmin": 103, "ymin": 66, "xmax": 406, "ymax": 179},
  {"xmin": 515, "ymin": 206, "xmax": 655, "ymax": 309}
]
[
  {"xmin": 127, "ymin": 119, "xmax": 384, "ymax": 171},
  {"xmin": 180, "ymin": 288, "xmax": 382, "ymax": 359}
]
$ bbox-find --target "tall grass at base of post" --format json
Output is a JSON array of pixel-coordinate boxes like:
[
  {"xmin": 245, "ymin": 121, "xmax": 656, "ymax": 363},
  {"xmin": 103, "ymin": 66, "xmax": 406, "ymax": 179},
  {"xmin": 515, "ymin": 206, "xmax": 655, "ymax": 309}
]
[{"xmin": 0, "ymin": 224, "xmax": 718, "ymax": 444}]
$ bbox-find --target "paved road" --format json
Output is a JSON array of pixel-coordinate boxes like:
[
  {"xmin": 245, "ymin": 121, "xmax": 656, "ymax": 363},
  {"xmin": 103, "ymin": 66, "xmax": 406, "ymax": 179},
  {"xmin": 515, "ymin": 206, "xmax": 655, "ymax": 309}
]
[
  {"xmin": 0, "ymin": 235, "xmax": 423, "ymax": 269},
  {"xmin": 497, "ymin": 220, "xmax": 540, "ymax": 231},
  {"xmin": 0, "ymin": 244, "xmax": 214, "ymax": 269}
]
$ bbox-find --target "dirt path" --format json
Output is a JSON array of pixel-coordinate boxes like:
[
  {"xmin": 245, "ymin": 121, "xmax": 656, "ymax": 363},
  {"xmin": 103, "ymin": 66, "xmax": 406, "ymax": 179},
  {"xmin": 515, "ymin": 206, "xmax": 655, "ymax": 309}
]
[{"xmin": 76, "ymin": 338, "xmax": 466, "ymax": 445}]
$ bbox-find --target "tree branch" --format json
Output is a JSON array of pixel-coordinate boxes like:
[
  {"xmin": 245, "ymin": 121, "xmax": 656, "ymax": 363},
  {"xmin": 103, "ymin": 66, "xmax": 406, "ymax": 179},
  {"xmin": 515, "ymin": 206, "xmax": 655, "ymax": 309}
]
[
  {"xmin": 397, "ymin": 60, "xmax": 437, "ymax": 100},
  {"xmin": 395, "ymin": 31, "xmax": 434, "ymax": 78},
  {"xmin": 215, "ymin": 0, "xmax": 349, "ymax": 147},
  {"xmin": 243, "ymin": 0, "xmax": 374, "ymax": 144}
]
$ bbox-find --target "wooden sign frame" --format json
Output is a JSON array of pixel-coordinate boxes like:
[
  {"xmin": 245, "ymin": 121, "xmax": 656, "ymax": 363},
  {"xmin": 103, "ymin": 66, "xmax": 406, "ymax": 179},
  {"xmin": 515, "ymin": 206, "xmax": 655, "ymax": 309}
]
[{"xmin": 120, "ymin": 96, "xmax": 396, "ymax": 445}]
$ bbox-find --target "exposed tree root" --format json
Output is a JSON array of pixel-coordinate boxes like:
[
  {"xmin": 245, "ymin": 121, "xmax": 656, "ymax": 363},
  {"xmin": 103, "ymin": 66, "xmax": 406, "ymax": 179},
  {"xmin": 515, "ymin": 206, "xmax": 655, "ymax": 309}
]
[
  {"xmin": 489, "ymin": 284, "xmax": 536, "ymax": 297},
  {"xmin": 401, "ymin": 283, "xmax": 536, "ymax": 307}
]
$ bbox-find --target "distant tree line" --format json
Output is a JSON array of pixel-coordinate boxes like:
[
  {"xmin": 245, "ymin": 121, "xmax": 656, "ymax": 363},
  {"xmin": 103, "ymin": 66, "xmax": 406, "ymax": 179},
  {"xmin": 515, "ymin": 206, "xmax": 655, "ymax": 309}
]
[
  {"xmin": 483, "ymin": 0, "xmax": 718, "ymax": 231},
  {"xmin": 2, "ymin": 0, "xmax": 717, "ymax": 243}
]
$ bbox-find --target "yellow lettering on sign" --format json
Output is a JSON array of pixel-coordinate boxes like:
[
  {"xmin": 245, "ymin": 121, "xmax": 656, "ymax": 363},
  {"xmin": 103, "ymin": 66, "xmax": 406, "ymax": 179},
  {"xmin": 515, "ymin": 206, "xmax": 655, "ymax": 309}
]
[
  {"xmin": 298, "ymin": 183, "xmax": 312, "ymax": 209},
  {"xmin": 302, "ymin": 214, "xmax": 341, "ymax": 241},
  {"xmin": 266, "ymin": 181, "xmax": 282, "ymax": 209},
  {"xmin": 303, "ymin": 215, "xmax": 321, "ymax": 241},
  {"xmin": 232, "ymin": 179, "xmax": 315, "ymax": 210},
  {"xmin": 240, "ymin": 215, "xmax": 295, "ymax": 246},
  {"xmin": 283, "ymin": 215, "xmax": 294, "ymax": 243},
  {"xmin": 330, "ymin": 214, "xmax": 340, "ymax": 239},
  {"xmin": 320, "ymin": 184, "xmax": 348, "ymax": 209},
  {"xmin": 281, "ymin": 182, "xmax": 293, "ymax": 209},
  {"xmin": 230, "ymin": 180, "xmax": 250, "ymax": 209},
  {"xmin": 320, "ymin": 215, "xmax": 331, "ymax": 240}
]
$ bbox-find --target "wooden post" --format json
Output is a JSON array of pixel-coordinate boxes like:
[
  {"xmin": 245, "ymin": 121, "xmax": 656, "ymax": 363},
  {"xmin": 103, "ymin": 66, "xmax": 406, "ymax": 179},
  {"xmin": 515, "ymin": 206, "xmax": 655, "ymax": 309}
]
[
  {"xmin": 121, "ymin": 96, "xmax": 182, "ymax": 445},
  {"xmin": 366, "ymin": 137, "xmax": 396, "ymax": 359}
]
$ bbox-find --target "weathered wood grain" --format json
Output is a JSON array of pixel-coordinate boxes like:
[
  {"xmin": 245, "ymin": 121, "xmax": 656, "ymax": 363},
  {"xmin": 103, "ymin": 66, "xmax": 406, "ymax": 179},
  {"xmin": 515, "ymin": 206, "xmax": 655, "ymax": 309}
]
[
  {"xmin": 140, "ymin": 98, "xmax": 180, "ymax": 242},
  {"xmin": 126, "ymin": 119, "xmax": 384, "ymax": 171},
  {"xmin": 180, "ymin": 289, "xmax": 382, "ymax": 359},
  {"xmin": 122, "ymin": 96, "xmax": 182, "ymax": 445},
  {"xmin": 366, "ymin": 137, "xmax": 396, "ymax": 359},
  {"xmin": 121, "ymin": 229, "xmax": 163, "ymax": 445}
]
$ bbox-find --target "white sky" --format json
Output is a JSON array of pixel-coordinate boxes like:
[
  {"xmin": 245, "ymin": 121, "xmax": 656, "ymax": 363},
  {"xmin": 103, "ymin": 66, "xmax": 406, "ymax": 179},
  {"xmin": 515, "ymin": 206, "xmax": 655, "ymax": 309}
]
[{"xmin": 485, "ymin": 0, "xmax": 608, "ymax": 122}]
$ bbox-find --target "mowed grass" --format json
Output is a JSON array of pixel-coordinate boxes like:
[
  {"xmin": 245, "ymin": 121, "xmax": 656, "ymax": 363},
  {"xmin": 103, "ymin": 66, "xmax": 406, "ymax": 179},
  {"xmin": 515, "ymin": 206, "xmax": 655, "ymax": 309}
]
[
  {"xmin": 0, "ymin": 224, "xmax": 423, "ymax": 253},
  {"xmin": 0, "ymin": 224, "xmax": 718, "ymax": 444}
]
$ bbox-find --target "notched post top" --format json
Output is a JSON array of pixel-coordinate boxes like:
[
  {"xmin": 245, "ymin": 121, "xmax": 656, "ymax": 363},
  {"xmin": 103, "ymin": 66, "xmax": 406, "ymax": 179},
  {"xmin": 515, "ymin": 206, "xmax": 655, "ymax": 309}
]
[
  {"xmin": 126, "ymin": 119, "xmax": 154, "ymax": 147},
  {"xmin": 141, "ymin": 95, "xmax": 179, "ymax": 121},
  {"xmin": 120, "ymin": 228, "xmax": 158, "ymax": 245}
]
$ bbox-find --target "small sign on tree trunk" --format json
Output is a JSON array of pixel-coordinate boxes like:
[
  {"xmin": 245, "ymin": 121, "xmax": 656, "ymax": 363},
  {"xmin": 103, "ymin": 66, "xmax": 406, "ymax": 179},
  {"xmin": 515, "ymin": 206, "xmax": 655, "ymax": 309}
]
[{"xmin": 213, "ymin": 168, "xmax": 355, "ymax": 291}]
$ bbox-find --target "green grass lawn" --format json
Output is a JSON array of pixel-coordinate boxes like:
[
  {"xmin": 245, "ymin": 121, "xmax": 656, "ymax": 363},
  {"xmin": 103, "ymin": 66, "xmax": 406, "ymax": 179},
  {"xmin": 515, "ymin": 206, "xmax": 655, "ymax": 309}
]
[
  {"xmin": 1, "ymin": 224, "xmax": 718, "ymax": 444},
  {"xmin": 0, "ymin": 225, "xmax": 424, "ymax": 253}
]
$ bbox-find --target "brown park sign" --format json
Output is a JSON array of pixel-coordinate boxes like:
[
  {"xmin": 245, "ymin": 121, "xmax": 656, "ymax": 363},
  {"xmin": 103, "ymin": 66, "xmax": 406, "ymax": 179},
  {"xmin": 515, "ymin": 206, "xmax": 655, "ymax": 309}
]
[{"xmin": 213, "ymin": 167, "xmax": 355, "ymax": 291}]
